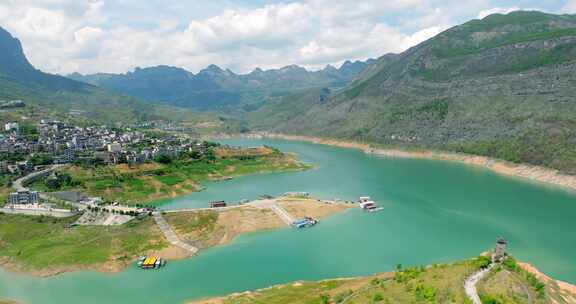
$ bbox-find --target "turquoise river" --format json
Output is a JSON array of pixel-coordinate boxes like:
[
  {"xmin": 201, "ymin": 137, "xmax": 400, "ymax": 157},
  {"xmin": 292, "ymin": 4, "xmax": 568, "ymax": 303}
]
[{"xmin": 0, "ymin": 139, "xmax": 575, "ymax": 304}]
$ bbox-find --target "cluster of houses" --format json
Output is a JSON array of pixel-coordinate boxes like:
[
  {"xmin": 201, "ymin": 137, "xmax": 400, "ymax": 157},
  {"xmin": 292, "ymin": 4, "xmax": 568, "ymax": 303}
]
[
  {"xmin": 0, "ymin": 119, "xmax": 213, "ymax": 173},
  {"xmin": 0, "ymin": 160, "xmax": 34, "ymax": 175}
]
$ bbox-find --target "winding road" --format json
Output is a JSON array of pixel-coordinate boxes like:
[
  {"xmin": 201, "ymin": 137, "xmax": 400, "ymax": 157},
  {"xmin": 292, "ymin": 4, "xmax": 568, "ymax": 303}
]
[
  {"xmin": 464, "ymin": 265, "xmax": 493, "ymax": 304},
  {"xmin": 11, "ymin": 165, "xmax": 64, "ymax": 191}
]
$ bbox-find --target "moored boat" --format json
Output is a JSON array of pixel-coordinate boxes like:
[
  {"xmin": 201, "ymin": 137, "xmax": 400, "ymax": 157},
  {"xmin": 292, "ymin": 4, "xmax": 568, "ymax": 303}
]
[
  {"xmin": 358, "ymin": 196, "xmax": 384, "ymax": 212},
  {"xmin": 137, "ymin": 256, "xmax": 166, "ymax": 269},
  {"xmin": 291, "ymin": 217, "xmax": 319, "ymax": 228}
]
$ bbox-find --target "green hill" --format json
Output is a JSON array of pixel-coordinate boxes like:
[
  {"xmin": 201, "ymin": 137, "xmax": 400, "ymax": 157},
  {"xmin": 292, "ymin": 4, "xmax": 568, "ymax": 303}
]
[
  {"xmin": 245, "ymin": 11, "xmax": 576, "ymax": 174},
  {"xmin": 192, "ymin": 256, "xmax": 575, "ymax": 304}
]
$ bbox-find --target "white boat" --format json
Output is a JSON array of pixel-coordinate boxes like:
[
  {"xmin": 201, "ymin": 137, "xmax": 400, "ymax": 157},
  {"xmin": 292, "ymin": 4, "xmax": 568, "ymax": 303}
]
[{"xmin": 358, "ymin": 197, "xmax": 384, "ymax": 212}]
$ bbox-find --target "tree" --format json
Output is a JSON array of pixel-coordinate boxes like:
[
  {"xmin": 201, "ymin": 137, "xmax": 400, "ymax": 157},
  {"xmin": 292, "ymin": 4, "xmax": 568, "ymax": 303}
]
[
  {"xmin": 155, "ymin": 154, "xmax": 172, "ymax": 164},
  {"xmin": 204, "ymin": 149, "xmax": 216, "ymax": 164}
]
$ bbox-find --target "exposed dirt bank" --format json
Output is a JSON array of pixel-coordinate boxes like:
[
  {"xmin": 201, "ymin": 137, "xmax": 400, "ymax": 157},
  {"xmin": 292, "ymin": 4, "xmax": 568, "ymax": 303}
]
[
  {"xmin": 519, "ymin": 262, "xmax": 576, "ymax": 299},
  {"xmin": 234, "ymin": 132, "xmax": 576, "ymax": 192},
  {"xmin": 165, "ymin": 198, "xmax": 353, "ymax": 250}
]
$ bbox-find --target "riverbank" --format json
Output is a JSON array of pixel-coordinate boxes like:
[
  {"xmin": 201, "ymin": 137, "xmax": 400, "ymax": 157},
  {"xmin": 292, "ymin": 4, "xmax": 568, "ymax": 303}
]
[
  {"xmin": 0, "ymin": 215, "xmax": 168, "ymax": 277},
  {"xmin": 0, "ymin": 197, "xmax": 351, "ymax": 277},
  {"xmin": 519, "ymin": 262, "xmax": 576, "ymax": 297},
  {"xmin": 234, "ymin": 133, "xmax": 576, "ymax": 193},
  {"xmin": 191, "ymin": 257, "xmax": 576, "ymax": 304},
  {"xmin": 27, "ymin": 146, "xmax": 310, "ymax": 205}
]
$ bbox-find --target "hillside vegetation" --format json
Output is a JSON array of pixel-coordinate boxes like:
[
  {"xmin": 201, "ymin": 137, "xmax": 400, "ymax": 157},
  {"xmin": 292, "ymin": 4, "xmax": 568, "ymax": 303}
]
[
  {"xmin": 245, "ymin": 11, "xmax": 576, "ymax": 174},
  {"xmin": 192, "ymin": 256, "xmax": 575, "ymax": 304}
]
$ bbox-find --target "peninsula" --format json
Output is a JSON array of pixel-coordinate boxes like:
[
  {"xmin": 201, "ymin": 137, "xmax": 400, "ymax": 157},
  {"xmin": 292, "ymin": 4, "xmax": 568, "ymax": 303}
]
[
  {"xmin": 192, "ymin": 255, "xmax": 576, "ymax": 304},
  {"xmin": 0, "ymin": 196, "xmax": 351, "ymax": 277}
]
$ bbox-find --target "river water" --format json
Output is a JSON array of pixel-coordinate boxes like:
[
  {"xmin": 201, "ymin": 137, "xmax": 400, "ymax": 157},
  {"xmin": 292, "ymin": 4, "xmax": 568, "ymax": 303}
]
[{"xmin": 1, "ymin": 139, "xmax": 575, "ymax": 304}]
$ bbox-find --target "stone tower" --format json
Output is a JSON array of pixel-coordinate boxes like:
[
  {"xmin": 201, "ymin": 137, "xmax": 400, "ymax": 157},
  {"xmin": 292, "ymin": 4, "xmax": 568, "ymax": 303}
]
[{"xmin": 493, "ymin": 237, "xmax": 508, "ymax": 262}]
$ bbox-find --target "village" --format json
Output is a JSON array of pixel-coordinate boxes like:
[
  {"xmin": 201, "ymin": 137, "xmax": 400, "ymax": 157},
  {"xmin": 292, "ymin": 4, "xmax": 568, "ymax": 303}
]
[
  {"xmin": 0, "ymin": 118, "xmax": 214, "ymax": 172},
  {"xmin": 0, "ymin": 118, "xmax": 219, "ymax": 223}
]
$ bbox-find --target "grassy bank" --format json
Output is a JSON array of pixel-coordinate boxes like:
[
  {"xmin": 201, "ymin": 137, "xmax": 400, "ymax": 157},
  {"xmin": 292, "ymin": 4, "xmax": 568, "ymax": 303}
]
[
  {"xmin": 192, "ymin": 257, "xmax": 574, "ymax": 304},
  {"xmin": 0, "ymin": 214, "xmax": 166, "ymax": 276},
  {"xmin": 30, "ymin": 146, "xmax": 309, "ymax": 205}
]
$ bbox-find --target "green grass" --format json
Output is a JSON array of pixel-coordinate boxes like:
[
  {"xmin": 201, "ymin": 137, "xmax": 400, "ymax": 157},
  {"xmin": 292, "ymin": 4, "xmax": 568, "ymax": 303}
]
[
  {"xmin": 29, "ymin": 149, "xmax": 309, "ymax": 205},
  {"xmin": 164, "ymin": 211, "xmax": 218, "ymax": 235},
  {"xmin": 0, "ymin": 214, "xmax": 165, "ymax": 270},
  {"xmin": 195, "ymin": 256, "xmax": 569, "ymax": 304}
]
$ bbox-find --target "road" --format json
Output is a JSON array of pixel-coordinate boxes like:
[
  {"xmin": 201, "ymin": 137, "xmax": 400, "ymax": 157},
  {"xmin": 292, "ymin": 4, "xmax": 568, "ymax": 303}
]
[
  {"xmin": 12, "ymin": 165, "xmax": 64, "ymax": 191},
  {"xmin": 464, "ymin": 265, "xmax": 493, "ymax": 304},
  {"xmin": 153, "ymin": 212, "xmax": 199, "ymax": 254}
]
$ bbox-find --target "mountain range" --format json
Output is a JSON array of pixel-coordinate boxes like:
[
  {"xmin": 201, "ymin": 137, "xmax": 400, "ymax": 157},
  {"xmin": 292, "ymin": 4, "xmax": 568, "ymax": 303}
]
[
  {"xmin": 69, "ymin": 60, "xmax": 374, "ymax": 111},
  {"xmin": 2, "ymin": 11, "xmax": 576, "ymax": 173},
  {"xmin": 246, "ymin": 11, "xmax": 576, "ymax": 173},
  {"xmin": 0, "ymin": 26, "xmax": 200, "ymax": 123}
]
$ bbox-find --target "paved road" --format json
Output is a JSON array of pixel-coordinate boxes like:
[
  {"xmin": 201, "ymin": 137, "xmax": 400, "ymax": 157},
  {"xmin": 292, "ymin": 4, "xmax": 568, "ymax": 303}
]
[
  {"xmin": 464, "ymin": 265, "xmax": 493, "ymax": 304},
  {"xmin": 162, "ymin": 205, "xmax": 243, "ymax": 213},
  {"xmin": 164, "ymin": 199, "xmax": 297, "ymax": 226},
  {"xmin": 153, "ymin": 212, "xmax": 198, "ymax": 254},
  {"xmin": 250, "ymin": 199, "xmax": 295, "ymax": 225},
  {"xmin": 12, "ymin": 165, "xmax": 64, "ymax": 191}
]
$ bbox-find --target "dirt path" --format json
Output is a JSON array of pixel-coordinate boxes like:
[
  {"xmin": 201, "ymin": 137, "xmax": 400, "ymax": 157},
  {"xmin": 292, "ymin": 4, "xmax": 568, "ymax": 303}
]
[
  {"xmin": 153, "ymin": 212, "xmax": 198, "ymax": 254},
  {"xmin": 464, "ymin": 266, "xmax": 493, "ymax": 304}
]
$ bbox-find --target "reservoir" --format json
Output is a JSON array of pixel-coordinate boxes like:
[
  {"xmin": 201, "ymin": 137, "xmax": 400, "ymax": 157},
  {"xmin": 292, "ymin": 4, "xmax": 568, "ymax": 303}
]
[{"xmin": 0, "ymin": 139, "xmax": 575, "ymax": 304}]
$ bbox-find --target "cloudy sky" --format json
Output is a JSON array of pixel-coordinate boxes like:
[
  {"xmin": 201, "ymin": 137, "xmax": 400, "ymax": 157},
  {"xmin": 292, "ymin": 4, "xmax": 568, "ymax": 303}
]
[{"xmin": 0, "ymin": 0, "xmax": 574, "ymax": 75}]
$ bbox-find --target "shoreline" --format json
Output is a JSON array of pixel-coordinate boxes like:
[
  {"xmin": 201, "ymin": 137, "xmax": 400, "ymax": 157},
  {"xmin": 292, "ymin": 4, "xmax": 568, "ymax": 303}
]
[
  {"xmin": 191, "ymin": 259, "xmax": 576, "ymax": 304},
  {"xmin": 519, "ymin": 262, "xmax": 576, "ymax": 296},
  {"xmin": 226, "ymin": 132, "xmax": 576, "ymax": 193},
  {"xmin": 0, "ymin": 197, "xmax": 351, "ymax": 278}
]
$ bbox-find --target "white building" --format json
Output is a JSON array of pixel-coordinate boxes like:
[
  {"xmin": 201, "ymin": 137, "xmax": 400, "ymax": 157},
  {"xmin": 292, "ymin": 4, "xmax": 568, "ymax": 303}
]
[
  {"xmin": 9, "ymin": 190, "xmax": 39, "ymax": 205},
  {"xmin": 4, "ymin": 122, "xmax": 19, "ymax": 132},
  {"xmin": 107, "ymin": 142, "xmax": 122, "ymax": 153}
]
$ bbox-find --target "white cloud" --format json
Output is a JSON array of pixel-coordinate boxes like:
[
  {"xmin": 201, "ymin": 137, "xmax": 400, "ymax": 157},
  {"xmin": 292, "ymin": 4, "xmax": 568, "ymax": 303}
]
[
  {"xmin": 562, "ymin": 1, "xmax": 576, "ymax": 13},
  {"xmin": 477, "ymin": 7, "xmax": 521, "ymax": 19},
  {"xmin": 0, "ymin": 0, "xmax": 565, "ymax": 75}
]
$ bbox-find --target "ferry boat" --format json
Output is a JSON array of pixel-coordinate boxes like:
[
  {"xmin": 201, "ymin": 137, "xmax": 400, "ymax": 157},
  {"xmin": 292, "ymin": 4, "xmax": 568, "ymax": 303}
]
[
  {"xmin": 291, "ymin": 217, "xmax": 319, "ymax": 229},
  {"xmin": 358, "ymin": 197, "xmax": 384, "ymax": 212},
  {"xmin": 137, "ymin": 256, "xmax": 166, "ymax": 269}
]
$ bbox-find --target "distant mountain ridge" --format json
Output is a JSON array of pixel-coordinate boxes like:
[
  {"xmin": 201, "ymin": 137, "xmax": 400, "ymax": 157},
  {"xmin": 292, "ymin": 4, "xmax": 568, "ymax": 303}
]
[
  {"xmin": 0, "ymin": 26, "xmax": 197, "ymax": 123},
  {"xmin": 69, "ymin": 59, "xmax": 375, "ymax": 111},
  {"xmin": 0, "ymin": 27, "xmax": 87, "ymax": 92},
  {"xmin": 246, "ymin": 11, "xmax": 576, "ymax": 174}
]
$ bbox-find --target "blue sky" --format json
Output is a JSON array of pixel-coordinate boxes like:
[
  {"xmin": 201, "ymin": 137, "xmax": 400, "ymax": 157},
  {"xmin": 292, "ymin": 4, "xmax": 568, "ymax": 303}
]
[{"xmin": 0, "ymin": 0, "xmax": 574, "ymax": 75}]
